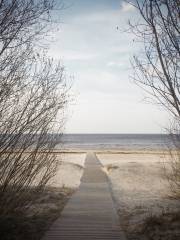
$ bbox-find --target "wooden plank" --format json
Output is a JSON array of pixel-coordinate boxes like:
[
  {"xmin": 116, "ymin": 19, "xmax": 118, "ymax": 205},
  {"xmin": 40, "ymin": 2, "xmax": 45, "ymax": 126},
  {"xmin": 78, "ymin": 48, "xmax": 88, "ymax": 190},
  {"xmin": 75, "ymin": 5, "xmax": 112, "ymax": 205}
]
[{"xmin": 42, "ymin": 152, "xmax": 126, "ymax": 240}]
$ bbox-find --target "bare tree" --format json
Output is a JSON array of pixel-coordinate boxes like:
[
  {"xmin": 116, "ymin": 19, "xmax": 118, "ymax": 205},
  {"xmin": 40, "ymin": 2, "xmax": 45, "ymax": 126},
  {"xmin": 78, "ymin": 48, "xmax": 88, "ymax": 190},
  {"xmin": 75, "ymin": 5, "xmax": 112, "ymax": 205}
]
[
  {"xmin": 129, "ymin": 0, "xmax": 180, "ymax": 117},
  {"xmin": 127, "ymin": 0, "xmax": 180, "ymax": 196},
  {"xmin": 0, "ymin": 56, "xmax": 67, "ymax": 214},
  {"xmin": 0, "ymin": 0, "xmax": 68, "ymax": 214}
]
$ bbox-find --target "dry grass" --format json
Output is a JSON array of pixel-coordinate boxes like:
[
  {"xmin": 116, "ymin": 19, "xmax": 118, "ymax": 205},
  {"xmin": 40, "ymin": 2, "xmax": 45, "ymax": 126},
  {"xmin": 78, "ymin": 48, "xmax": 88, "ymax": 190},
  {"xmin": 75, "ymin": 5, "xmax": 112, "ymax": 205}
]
[
  {"xmin": 141, "ymin": 211, "xmax": 180, "ymax": 240},
  {"xmin": 98, "ymin": 153, "xmax": 180, "ymax": 240},
  {"xmin": 105, "ymin": 164, "xmax": 119, "ymax": 172},
  {"xmin": 0, "ymin": 186, "xmax": 74, "ymax": 240},
  {"xmin": 119, "ymin": 209, "xmax": 180, "ymax": 240}
]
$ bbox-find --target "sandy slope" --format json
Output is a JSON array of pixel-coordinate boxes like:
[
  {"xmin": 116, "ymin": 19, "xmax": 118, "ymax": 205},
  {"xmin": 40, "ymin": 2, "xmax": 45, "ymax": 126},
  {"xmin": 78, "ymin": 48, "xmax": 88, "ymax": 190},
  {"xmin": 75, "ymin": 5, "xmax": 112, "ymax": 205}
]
[
  {"xmin": 97, "ymin": 153, "xmax": 180, "ymax": 234},
  {"xmin": 25, "ymin": 153, "xmax": 86, "ymax": 218},
  {"xmin": 48, "ymin": 153, "xmax": 86, "ymax": 188}
]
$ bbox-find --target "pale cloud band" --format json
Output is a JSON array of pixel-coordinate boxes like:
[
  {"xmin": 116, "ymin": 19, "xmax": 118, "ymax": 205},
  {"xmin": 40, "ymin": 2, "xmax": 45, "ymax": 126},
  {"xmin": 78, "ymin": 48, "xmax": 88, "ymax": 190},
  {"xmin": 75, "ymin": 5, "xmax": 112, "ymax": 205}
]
[{"xmin": 49, "ymin": 0, "xmax": 167, "ymax": 133}]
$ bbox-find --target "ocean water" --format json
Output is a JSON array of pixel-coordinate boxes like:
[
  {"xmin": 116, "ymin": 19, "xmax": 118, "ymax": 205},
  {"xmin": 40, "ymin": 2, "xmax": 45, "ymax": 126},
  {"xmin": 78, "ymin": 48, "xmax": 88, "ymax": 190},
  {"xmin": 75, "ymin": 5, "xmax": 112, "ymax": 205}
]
[{"xmin": 60, "ymin": 134, "xmax": 172, "ymax": 151}]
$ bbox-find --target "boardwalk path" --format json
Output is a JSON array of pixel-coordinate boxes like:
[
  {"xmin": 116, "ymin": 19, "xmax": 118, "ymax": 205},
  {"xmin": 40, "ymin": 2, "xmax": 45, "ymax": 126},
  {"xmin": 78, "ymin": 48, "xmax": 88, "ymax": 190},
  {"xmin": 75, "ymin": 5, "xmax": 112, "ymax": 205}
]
[{"xmin": 42, "ymin": 152, "xmax": 126, "ymax": 240}]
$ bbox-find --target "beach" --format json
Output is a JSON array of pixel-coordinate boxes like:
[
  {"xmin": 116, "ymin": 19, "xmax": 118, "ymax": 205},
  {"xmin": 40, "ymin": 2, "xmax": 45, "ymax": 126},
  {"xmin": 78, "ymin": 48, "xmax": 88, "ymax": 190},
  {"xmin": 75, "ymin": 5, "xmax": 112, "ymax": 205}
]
[
  {"xmin": 48, "ymin": 149, "xmax": 180, "ymax": 240},
  {"xmin": 7, "ymin": 133, "xmax": 178, "ymax": 240},
  {"xmin": 97, "ymin": 151, "xmax": 180, "ymax": 239},
  {"xmin": 24, "ymin": 153, "xmax": 86, "ymax": 219},
  {"xmin": 48, "ymin": 153, "xmax": 86, "ymax": 189},
  {"xmin": 2, "ymin": 148, "xmax": 179, "ymax": 240},
  {"xmin": 0, "ymin": 153, "xmax": 87, "ymax": 240}
]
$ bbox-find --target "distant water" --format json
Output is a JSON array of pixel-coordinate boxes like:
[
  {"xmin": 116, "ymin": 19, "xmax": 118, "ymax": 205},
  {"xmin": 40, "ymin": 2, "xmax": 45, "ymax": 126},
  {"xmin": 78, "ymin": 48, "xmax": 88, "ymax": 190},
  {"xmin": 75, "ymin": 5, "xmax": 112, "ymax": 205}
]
[{"xmin": 59, "ymin": 134, "xmax": 172, "ymax": 151}]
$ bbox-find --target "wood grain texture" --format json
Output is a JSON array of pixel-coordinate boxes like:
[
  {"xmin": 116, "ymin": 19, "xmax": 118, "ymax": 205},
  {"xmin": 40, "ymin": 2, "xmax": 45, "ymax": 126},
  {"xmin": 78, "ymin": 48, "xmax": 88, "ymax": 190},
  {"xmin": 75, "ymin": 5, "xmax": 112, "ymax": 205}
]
[{"xmin": 42, "ymin": 152, "xmax": 126, "ymax": 240}]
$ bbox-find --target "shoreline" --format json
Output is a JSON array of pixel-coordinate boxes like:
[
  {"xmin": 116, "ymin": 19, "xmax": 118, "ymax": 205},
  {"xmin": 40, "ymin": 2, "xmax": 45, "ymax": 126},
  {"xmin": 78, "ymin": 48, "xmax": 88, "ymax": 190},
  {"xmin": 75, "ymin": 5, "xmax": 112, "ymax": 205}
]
[
  {"xmin": 56, "ymin": 148, "xmax": 172, "ymax": 154},
  {"xmin": 3, "ymin": 147, "xmax": 175, "ymax": 155}
]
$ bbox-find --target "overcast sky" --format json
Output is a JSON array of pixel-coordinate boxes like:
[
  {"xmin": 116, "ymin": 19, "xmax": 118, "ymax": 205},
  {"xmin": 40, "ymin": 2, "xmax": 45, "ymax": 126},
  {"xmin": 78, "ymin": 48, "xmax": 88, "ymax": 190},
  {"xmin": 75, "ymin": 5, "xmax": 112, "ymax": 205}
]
[{"xmin": 49, "ymin": 0, "xmax": 169, "ymax": 134}]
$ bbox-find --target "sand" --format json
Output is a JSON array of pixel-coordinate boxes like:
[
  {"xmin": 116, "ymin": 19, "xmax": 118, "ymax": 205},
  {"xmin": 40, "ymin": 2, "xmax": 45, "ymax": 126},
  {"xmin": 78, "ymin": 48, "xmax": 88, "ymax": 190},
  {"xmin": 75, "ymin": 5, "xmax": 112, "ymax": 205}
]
[
  {"xmin": 48, "ymin": 153, "xmax": 86, "ymax": 189},
  {"xmin": 97, "ymin": 152, "xmax": 180, "ymax": 238},
  {"xmin": 25, "ymin": 153, "xmax": 86, "ymax": 220},
  {"xmin": 49, "ymin": 151, "xmax": 179, "ymax": 218},
  {"xmin": 33, "ymin": 150, "xmax": 179, "ymax": 239}
]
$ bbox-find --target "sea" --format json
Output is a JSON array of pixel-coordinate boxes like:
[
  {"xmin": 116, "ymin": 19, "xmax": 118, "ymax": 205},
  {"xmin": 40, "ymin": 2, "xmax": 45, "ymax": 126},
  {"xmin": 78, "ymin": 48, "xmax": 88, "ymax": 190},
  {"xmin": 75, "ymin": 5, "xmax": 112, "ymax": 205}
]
[{"xmin": 60, "ymin": 134, "xmax": 172, "ymax": 151}]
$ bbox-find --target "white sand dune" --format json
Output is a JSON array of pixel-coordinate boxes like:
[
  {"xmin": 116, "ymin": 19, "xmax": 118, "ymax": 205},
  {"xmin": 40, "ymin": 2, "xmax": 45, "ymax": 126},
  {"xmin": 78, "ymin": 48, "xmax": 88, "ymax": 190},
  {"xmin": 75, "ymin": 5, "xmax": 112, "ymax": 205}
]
[
  {"xmin": 48, "ymin": 153, "xmax": 86, "ymax": 189},
  {"xmin": 97, "ymin": 153, "xmax": 180, "ymax": 227}
]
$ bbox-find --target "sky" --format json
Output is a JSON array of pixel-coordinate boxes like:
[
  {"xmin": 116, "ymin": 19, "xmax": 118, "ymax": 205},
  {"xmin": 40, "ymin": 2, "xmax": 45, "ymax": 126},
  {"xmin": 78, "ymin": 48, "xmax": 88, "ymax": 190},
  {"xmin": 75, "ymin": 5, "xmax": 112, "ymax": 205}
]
[{"xmin": 49, "ymin": 0, "xmax": 169, "ymax": 134}]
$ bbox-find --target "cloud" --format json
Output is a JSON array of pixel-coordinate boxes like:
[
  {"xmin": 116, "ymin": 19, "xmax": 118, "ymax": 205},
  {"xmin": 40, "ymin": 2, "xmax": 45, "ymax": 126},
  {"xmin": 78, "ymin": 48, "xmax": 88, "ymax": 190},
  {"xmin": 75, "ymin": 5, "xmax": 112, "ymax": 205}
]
[
  {"xmin": 49, "ymin": 0, "xmax": 168, "ymax": 133},
  {"xmin": 107, "ymin": 61, "xmax": 124, "ymax": 68},
  {"xmin": 48, "ymin": 48, "xmax": 98, "ymax": 61},
  {"xmin": 121, "ymin": 2, "xmax": 135, "ymax": 12},
  {"xmin": 50, "ymin": 5, "xmax": 138, "ymax": 62},
  {"xmin": 72, "ymin": 9, "xmax": 121, "ymax": 24},
  {"xmin": 61, "ymin": 50, "xmax": 98, "ymax": 61}
]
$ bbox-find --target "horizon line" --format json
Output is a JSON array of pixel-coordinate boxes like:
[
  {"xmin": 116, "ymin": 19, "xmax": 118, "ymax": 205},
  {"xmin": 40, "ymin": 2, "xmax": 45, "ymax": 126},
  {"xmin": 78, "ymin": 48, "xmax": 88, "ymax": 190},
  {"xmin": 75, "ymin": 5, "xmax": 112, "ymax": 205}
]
[{"xmin": 63, "ymin": 132, "xmax": 167, "ymax": 135}]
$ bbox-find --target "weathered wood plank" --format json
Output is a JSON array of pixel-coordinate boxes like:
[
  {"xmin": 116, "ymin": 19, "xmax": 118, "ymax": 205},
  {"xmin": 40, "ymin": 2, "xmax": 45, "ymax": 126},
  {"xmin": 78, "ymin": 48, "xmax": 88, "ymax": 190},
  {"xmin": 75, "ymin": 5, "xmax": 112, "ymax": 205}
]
[{"xmin": 42, "ymin": 152, "xmax": 126, "ymax": 240}]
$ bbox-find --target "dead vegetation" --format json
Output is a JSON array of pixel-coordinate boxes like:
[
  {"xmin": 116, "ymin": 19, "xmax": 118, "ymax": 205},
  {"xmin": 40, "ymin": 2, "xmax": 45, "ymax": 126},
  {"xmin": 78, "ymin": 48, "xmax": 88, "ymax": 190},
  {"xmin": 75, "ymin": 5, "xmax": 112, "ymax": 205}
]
[
  {"xmin": 0, "ymin": 0, "xmax": 68, "ymax": 216},
  {"xmin": 120, "ymin": 209, "xmax": 180, "ymax": 240},
  {"xmin": 126, "ymin": 0, "xmax": 180, "ymax": 238},
  {"xmin": 0, "ymin": 186, "xmax": 74, "ymax": 240}
]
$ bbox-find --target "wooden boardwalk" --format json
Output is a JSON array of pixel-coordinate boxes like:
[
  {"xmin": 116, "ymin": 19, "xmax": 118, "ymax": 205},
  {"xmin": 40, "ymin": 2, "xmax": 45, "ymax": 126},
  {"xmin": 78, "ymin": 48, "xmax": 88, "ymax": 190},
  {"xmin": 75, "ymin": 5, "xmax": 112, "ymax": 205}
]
[{"xmin": 42, "ymin": 152, "xmax": 126, "ymax": 240}]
